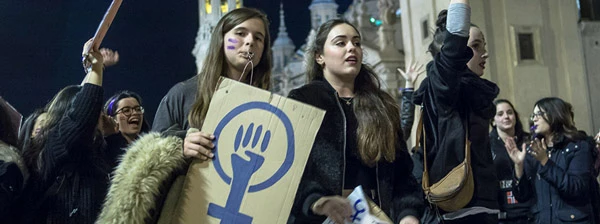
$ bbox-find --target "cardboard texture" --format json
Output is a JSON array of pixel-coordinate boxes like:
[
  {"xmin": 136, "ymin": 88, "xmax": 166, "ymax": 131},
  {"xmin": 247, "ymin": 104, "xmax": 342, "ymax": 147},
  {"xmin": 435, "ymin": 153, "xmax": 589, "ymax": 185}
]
[{"xmin": 174, "ymin": 78, "xmax": 325, "ymax": 224}]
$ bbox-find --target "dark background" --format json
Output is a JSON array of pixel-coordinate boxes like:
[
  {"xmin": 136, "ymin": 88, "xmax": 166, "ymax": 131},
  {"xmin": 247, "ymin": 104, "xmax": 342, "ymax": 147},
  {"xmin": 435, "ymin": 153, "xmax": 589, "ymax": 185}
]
[{"xmin": 0, "ymin": 0, "xmax": 351, "ymax": 124}]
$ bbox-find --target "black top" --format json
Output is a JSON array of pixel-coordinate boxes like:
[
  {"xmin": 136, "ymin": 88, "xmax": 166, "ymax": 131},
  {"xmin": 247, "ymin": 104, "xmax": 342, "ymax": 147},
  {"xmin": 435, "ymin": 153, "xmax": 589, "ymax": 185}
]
[
  {"xmin": 18, "ymin": 84, "xmax": 111, "ymax": 224},
  {"xmin": 104, "ymin": 133, "xmax": 129, "ymax": 169},
  {"xmin": 413, "ymin": 31, "xmax": 500, "ymax": 210},
  {"xmin": 340, "ymin": 98, "xmax": 377, "ymax": 192},
  {"xmin": 490, "ymin": 129, "xmax": 534, "ymax": 219},
  {"xmin": 288, "ymin": 79, "xmax": 424, "ymax": 223}
]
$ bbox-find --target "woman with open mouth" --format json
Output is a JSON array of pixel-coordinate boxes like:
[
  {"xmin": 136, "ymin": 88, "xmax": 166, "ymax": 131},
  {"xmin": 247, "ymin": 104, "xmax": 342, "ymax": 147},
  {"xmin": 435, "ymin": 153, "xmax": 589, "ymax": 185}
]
[{"xmin": 102, "ymin": 91, "xmax": 150, "ymax": 168}]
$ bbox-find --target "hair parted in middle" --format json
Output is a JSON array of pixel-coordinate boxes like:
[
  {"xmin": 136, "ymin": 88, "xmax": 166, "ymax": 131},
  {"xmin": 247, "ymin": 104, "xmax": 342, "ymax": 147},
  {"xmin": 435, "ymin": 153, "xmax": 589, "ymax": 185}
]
[
  {"xmin": 306, "ymin": 19, "xmax": 402, "ymax": 166},
  {"xmin": 188, "ymin": 7, "xmax": 272, "ymax": 129}
]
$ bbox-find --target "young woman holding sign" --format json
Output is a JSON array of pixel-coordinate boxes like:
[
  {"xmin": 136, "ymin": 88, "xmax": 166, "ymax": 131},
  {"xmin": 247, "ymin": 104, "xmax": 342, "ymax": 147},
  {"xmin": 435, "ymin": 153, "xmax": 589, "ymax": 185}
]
[
  {"xmin": 287, "ymin": 19, "xmax": 424, "ymax": 224},
  {"xmin": 96, "ymin": 8, "xmax": 273, "ymax": 223},
  {"xmin": 152, "ymin": 8, "xmax": 272, "ymax": 155}
]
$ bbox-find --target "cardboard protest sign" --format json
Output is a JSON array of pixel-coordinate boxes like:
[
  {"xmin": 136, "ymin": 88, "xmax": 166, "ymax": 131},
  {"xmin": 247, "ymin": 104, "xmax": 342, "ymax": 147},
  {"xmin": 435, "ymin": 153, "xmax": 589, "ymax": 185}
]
[
  {"xmin": 0, "ymin": 96, "xmax": 22, "ymax": 145},
  {"xmin": 82, "ymin": 0, "xmax": 122, "ymax": 57},
  {"xmin": 323, "ymin": 186, "xmax": 390, "ymax": 224},
  {"xmin": 172, "ymin": 78, "xmax": 325, "ymax": 223}
]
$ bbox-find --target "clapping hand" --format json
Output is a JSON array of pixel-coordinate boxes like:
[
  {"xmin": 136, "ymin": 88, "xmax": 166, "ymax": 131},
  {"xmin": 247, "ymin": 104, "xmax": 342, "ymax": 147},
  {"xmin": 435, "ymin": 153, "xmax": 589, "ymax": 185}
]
[
  {"xmin": 505, "ymin": 137, "xmax": 525, "ymax": 166},
  {"xmin": 528, "ymin": 138, "xmax": 549, "ymax": 165}
]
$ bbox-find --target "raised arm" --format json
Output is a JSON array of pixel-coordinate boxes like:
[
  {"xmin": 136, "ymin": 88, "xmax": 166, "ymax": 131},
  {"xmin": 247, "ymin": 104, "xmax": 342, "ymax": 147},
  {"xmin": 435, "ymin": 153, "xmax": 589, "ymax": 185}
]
[
  {"xmin": 80, "ymin": 39, "xmax": 104, "ymax": 87},
  {"xmin": 424, "ymin": 0, "xmax": 473, "ymax": 109},
  {"xmin": 398, "ymin": 62, "xmax": 424, "ymax": 141},
  {"xmin": 42, "ymin": 40, "xmax": 105, "ymax": 179}
]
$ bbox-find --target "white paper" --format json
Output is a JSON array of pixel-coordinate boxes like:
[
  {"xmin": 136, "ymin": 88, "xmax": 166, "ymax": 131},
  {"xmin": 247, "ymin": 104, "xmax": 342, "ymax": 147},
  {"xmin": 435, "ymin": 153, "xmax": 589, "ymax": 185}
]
[{"xmin": 322, "ymin": 186, "xmax": 390, "ymax": 224}]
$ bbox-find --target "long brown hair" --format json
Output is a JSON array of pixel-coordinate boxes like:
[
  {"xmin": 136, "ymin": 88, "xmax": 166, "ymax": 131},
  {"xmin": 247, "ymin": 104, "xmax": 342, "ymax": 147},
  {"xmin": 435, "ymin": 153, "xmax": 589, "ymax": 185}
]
[
  {"xmin": 307, "ymin": 19, "xmax": 401, "ymax": 166},
  {"xmin": 188, "ymin": 8, "xmax": 272, "ymax": 129}
]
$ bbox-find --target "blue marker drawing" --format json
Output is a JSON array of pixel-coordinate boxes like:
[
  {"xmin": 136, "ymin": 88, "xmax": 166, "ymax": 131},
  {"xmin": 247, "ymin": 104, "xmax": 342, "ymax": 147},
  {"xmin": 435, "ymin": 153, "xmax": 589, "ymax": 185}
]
[
  {"xmin": 351, "ymin": 199, "xmax": 366, "ymax": 222},
  {"xmin": 207, "ymin": 102, "xmax": 295, "ymax": 224}
]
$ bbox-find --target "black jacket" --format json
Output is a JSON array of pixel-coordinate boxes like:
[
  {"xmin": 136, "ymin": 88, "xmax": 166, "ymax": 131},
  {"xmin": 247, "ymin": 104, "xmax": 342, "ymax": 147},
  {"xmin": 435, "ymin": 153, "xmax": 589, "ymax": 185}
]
[
  {"xmin": 288, "ymin": 79, "xmax": 424, "ymax": 223},
  {"xmin": 413, "ymin": 31, "xmax": 500, "ymax": 210},
  {"xmin": 490, "ymin": 129, "xmax": 534, "ymax": 219},
  {"xmin": 513, "ymin": 136, "xmax": 595, "ymax": 224}
]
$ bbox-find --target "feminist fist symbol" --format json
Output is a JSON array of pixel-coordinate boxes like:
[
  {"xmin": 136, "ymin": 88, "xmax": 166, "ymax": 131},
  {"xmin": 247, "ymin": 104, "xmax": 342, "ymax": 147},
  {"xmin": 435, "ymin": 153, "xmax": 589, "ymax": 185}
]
[{"xmin": 208, "ymin": 123, "xmax": 271, "ymax": 224}]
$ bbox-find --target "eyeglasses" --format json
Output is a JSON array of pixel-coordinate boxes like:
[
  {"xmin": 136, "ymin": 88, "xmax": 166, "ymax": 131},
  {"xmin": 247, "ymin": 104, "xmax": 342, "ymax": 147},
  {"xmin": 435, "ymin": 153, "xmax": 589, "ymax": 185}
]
[
  {"xmin": 115, "ymin": 106, "xmax": 144, "ymax": 116},
  {"xmin": 529, "ymin": 111, "xmax": 545, "ymax": 121}
]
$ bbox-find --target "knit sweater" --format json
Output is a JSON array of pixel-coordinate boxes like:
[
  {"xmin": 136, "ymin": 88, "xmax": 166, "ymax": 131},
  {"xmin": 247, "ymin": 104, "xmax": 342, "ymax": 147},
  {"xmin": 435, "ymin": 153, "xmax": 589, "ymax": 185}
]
[{"xmin": 19, "ymin": 84, "xmax": 110, "ymax": 224}]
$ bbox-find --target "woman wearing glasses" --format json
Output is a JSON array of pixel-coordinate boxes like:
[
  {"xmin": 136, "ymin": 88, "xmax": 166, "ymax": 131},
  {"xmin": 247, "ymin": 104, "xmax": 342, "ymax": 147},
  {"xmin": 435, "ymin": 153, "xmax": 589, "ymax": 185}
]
[
  {"xmin": 103, "ymin": 91, "xmax": 150, "ymax": 143},
  {"xmin": 102, "ymin": 91, "xmax": 150, "ymax": 168},
  {"xmin": 506, "ymin": 97, "xmax": 595, "ymax": 224}
]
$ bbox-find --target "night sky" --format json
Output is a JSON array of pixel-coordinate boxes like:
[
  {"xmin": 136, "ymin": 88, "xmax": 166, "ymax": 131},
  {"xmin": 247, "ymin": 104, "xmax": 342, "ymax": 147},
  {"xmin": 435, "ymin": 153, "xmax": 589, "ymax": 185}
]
[{"xmin": 0, "ymin": 0, "xmax": 352, "ymax": 123}]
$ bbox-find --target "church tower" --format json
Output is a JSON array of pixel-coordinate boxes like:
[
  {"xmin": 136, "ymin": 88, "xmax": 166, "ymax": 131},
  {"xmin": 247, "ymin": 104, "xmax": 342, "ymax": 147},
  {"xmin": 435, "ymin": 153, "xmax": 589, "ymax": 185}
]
[
  {"xmin": 272, "ymin": 3, "xmax": 296, "ymax": 72},
  {"xmin": 271, "ymin": 3, "xmax": 297, "ymax": 94},
  {"xmin": 309, "ymin": 0, "xmax": 339, "ymax": 30},
  {"xmin": 193, "ymin": 0, "xmax": 242, "ymax": 72}
]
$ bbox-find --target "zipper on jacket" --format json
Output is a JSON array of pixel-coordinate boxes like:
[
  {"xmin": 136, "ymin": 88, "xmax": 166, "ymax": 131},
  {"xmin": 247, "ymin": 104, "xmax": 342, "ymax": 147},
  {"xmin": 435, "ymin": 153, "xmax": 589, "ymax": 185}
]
[{"xmin": 334, "ymin": 92, "xmax": 348, "ymax": 194}]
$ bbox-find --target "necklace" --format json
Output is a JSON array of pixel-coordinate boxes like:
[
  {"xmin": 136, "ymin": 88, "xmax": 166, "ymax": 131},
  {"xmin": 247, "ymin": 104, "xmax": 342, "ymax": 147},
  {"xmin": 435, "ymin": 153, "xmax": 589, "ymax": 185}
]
[{"xmin": 340, "ymin": 97, "xmax": 353, "ymax": 105}]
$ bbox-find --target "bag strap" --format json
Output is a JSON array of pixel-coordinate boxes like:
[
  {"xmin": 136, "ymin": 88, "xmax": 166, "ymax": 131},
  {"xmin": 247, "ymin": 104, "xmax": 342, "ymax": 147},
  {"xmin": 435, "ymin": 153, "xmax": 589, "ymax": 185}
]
[{"xmin": 416, "ymin": 110, "xmax": 470, "ymax": 189}]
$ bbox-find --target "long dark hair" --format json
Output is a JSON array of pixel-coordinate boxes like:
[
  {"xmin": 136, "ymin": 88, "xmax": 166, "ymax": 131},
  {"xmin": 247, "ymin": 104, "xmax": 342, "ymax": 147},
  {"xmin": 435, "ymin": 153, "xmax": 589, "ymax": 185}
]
[
  {"xmin": 428, "ymin": 9, "xmax": 478, "ymax": 57},
  {"xmin": 22, "ymin": 85, "xmax": 81, "ymax": 176},
  {"xmin": 491, "ymin": 99, "xmax": 529, "ymax": 141},
  {"xmin": 188, "ymin": 8, "xmax": 272, "ymax": 129},
  {"xmin": 533, "ymin": 97, "xmax": 585, "ymax": 144},
  {"xmin": 104, "ymin": 90, "xmax": 150, "ymax": 133},
  {"xmin": 18, "ymin": 108, "xmax": 46, "ymax": 151},
  {"xmin": 306, "ymin": 19, "xmax": 401, "ymax": 166}
]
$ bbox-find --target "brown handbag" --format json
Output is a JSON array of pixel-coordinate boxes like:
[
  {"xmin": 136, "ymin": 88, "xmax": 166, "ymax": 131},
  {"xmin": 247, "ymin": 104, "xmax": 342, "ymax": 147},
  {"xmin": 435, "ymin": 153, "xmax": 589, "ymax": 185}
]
[{"xmin": 415, "ymin": 110, "xmax": 474, "ymax": 212}]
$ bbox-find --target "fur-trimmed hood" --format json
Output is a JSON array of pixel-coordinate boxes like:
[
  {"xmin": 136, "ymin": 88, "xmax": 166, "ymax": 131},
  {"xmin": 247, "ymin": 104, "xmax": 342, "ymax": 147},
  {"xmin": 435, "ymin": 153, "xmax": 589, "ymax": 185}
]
[{"xmin": 96, "ymin": 132, "xmax": 186, "ymax": 224}]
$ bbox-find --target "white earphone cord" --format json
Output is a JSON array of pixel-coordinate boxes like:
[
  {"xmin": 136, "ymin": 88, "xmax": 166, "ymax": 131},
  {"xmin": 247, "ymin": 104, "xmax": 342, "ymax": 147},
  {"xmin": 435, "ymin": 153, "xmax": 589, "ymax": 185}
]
[{"xmin": 238, "ymin": 52, "xmax": 254, "ymax": 85}]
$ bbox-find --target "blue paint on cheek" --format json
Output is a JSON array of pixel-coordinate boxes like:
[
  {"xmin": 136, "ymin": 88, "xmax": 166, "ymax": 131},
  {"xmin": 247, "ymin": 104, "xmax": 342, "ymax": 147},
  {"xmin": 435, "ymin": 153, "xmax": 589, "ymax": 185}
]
[
  {"xmin": 227, "ymin": 46, "xmax": 235, "ymax": 50},
  {"xmin": 228, "ymin": 38, "xmax": 239, "ymax": 43}
]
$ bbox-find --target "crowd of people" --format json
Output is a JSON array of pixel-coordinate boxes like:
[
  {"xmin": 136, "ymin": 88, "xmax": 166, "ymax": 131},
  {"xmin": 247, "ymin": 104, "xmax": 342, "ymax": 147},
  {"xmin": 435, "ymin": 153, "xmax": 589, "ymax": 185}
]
[{"xmin": 1, "ymin": 0, "xmax": 599, "ymax": 223}]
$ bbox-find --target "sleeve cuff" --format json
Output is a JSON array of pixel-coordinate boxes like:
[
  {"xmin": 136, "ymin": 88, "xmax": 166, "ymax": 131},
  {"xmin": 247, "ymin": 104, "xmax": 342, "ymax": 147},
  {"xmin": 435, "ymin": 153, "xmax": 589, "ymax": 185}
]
[
  {"xmin": 303, "ymin": 193, "xmax": 324, "ymax": 217},
  {"xmin": 537, "ymin": 159, "xmax": 554, "ymax": 177},
  {"xmin": 447, "ymin": 3, "xmax": 471, "ymax": 37},
  {"xmin": 396, "ymin": 209, "xmax": 421, "ymax": 222}
]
